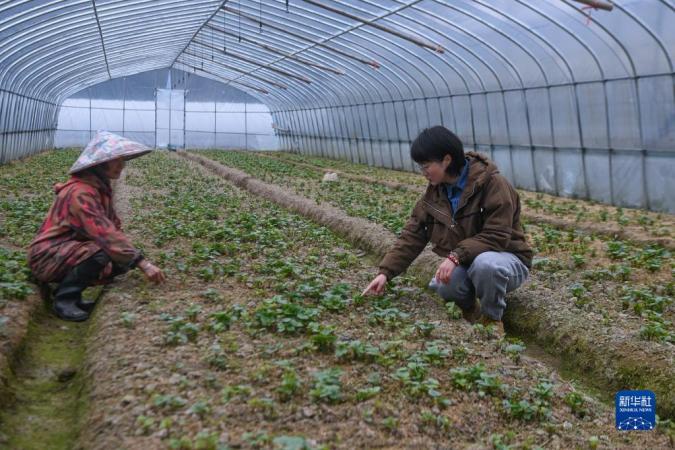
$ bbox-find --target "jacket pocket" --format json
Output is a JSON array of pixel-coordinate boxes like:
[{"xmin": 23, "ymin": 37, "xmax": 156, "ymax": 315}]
[
  {"xmin": 429, "ymin": 220, "xmax": 446, "ymax": 247},
  {"xmin": 455, "ymin": 207, "xmax": 484, "ymax": 236}
]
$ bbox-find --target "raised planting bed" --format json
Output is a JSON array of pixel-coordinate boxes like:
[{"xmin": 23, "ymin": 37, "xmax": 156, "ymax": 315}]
[
  {"xmin": 73, "ymin": 151, "xmax": 674, "ymax": 448},
  {"xmin": 190, "ymin": 150, "xmax": 675, "ymax": 422},
  {"xmin": 262, "ymin": 150, "xmax": 674, "ymax": 248}
]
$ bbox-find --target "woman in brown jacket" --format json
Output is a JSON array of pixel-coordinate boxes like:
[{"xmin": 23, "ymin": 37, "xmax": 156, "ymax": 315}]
[{"xmin": 363, "ymin": 126, "xmax": 532, "ymax": 335}]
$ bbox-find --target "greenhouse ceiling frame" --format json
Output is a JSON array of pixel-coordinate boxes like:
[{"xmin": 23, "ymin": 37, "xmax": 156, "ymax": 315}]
[{"xmin": 0, "ymin": 0, "xmax": 673, "ymax": 211}]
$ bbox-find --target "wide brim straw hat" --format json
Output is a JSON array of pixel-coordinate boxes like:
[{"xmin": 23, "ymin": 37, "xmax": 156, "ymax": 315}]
[{"xmin": 69, "ymin": 130, "xmax": 152, "ymax": 174}]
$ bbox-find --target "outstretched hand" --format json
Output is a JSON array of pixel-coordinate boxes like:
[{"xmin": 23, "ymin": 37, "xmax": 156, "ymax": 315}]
[
  {"xmin": 362, "ymin": 273, "xmax": 387, "ymax": 296},
  {"xmin": 139, "ymin": 260, "xmax": 166, "ymax": 284}
]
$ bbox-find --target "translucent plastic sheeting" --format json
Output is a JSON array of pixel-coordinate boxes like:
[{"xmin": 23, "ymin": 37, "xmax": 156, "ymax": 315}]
[{"xmin": 0, "ymin": 0, "xmax": 673, "ymax": 211}]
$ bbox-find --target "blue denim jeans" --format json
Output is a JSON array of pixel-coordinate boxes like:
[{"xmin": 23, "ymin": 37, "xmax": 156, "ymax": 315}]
[{"xmin": 428, "ymin": 251, "xmax": 529, "ymax": 321}]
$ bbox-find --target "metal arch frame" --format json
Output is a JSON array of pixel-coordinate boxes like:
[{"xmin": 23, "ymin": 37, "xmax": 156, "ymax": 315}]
[
  {"xmin": 228, "ymin": 2, "xmax": 431, "ymax": 163},
  {"xmin": 0, "ymin": 0, "xmax": 222, "ymax": 99},
  {"xmin": 267, "ymin": 0, "xmax": 670, "ymax": 210},
  {"xmin": 247, "ymin": 0, "xmax": 452, "ymax": 165},
  {"xmin": 214, "ymin": 2, "xmax": 382, "ymax": 108},
  {"xmin": 294, "ymin": 0, "xmax": 486, "ymax": 163},
  {"xmin": 42, "ymin": 40, "xmax": 204, "ymax": 100},
  {"xmin": 559, "ymin": 0, "xmax": 663, "ymax": 209},
  {"xmin": 215, "ymin": 1, "xmax": 414, "ymax": 106},
  {"xmin": 203, "ymin": 23, "xmax": 346, "ymax": 75},
  {"xmin": 1, "ymin": 0, "xmax": 671, "ymax": 105},
  {"xmin": 215, "ymin": 1, "xmax": 423, "ymax": 94},
  {"xmin": 282, "ymin": 34, "xmax": 427, "ymax": 164},
  {"xmin": 434, "ymin": 1, "xmax": 566, "ymax": 196},
  {"xmin": 466, "ymin": 0, "xmax": 589, "ymax": 198},
  {"xmin": 202, "ymin": 10, "xmax": 386, "ymax": 111},
  {"xmin": 658, "ymin": 0, "xmax": 675, "ymax": 12},
  {"xmin": 515, "ymin": 0, "xmax": 611, "ymax": 202},
  {"xmin": 184, "ymin": 9, "xmax": 396, "ymax": 142},
  {"xmin": 535, "ymin": 1, "xmax": 645, "ymax": 205},
  {"xmin": 383, "ymin": 0, "xmax": 556, "ymax": 183},
  {"xmin": 90, "ymin": 0, "xmax": 111, "ymax": 80},
  {"xmin": 0, "ymin": 0, "xmax": 673, "ymax": 212},
  {"xmin": 185, "ymin": 3, "xmax": 396, "ymax": 116},
  {"xmin": 589, "ymin": 1, "xmax": 674, "ymax": 209},
  {"xmin": 292, "ymin": 0, "xmax": 548, "ymax": 183},
  {"xmin": 0, "ymin": 6, "xmax": 105, "ymax": 97},
  {"xmin": 325, "ymin": 19, "xmax": 445, "ymax": 165},
  {"xmin": 399, "ymin": 1, "xmax": 542, "ymax": 187},
  {"xmin": 0, "ymin": 2, "xmax": 107, "ymax": 93},
  {"xmin": 424, "ymin": 0, "xmax": 658, "ymax": 207},
  {"xmin": 613, "ymin": 2, "xmax": 673, "ymax": 72},
  {"xmin": 167, "ymin": 0, "xmax": 230, "ymax": 69},
  {"xmin": 557, "ymin": 0, "xmax": 638, "ymax": 206},
  {"xmin": 0, "ymin": 87, "xmax": 57, "ymax": 106},
  {"xmin": 0, "ymin": 6, "xmax": 210, "ymax": 99},
  {"xmin": 243, "ymin": 0, "xmax": 444, "ymax": 127},
  {"xmin": 180, "ymin": 49, "xmax": 289, "ymax": 89},
  {"xmin": 334, "ymin": 1, "xmax": 452, "ymax": 103},
  {"xmin": 319, "ymin": 0, "xmax": 561, "ymax": 184}
]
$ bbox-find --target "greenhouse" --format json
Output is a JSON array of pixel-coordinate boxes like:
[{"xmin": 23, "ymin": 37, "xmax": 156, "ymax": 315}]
[{"xmin": 0, "ymin": 1, "xmax": 673, "ymax": 449}]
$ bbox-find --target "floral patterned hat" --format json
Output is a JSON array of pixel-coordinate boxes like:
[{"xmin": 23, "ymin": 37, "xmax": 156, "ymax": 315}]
[{"xmin": 69, "ymin": 131, "xmax": 152, "ymax": 174}]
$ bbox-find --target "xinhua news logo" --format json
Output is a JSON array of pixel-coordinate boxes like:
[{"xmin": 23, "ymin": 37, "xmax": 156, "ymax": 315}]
[{"xmin": 615, "ymin": 390, "xmax": 656, "ymax": 431}]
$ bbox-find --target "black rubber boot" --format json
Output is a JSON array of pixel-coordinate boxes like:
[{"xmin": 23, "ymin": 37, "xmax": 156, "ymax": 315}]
[
  {"xmin": 52, "ymin": 294, "xmax": 89, "ymax": 322},
  {"xmin": 53, "ymin": 251, "xmax": 112, "ymax": 322},
  {"xmin": 76, "ymin": 299, "xmax": 96, "ymax": 313}
]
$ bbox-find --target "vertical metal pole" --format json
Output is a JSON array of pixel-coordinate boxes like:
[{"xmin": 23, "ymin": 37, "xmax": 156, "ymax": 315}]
[
  {"xmin": 572, "ymin": 84, "xmax": 591, "ymax": 200},
  {"xmin": 548, "ymin": 88, "xmax": 560, "ymax": 197},
  {"xmin": 0, "ymin": 93, "xmax": 6, "ymax": 163},
  {"xmin": 603, "ymin": 81, "xmax": 614, "ymax": 206},
  {"xmin": 521, "ymin": 89, "xmax": 539, "ymax": 192},
  {"xmin": 169, "ymin": 88, "xmax": 172, "ymax": 148},
  {"xmin": 183, "ymin": 90, "xmax": 187, "ymax": 149},
  {"xmin": 482, "ymin": 93, "xmax": 495, "ymax": 161},
  {"xmin": 214, "ymin": 97, "xmax": 217, "ymax": 149},
  {"xmin": 364, "ymin": 104, "xmax": 376, "ymax": 166},
  {"xmin": 401, "ymin": 100, "xmax": 414, "ymax": 171},
  {"xmin": 317, "ymin": 108, "xmax": 328, "ymax": 158},
  {"xmin": 332, "ymin": 107, "xmax": 346, "ymax": 161},
  {"xmin": 519, "ymin": 89, "xmax": 539, "ymax": 193},
  {"xmin": 336, "ymin": 106, "xmax": 351, "ymax": 162},
  {"xmin": 154, "ymin": 89, "xmax": 158, "ymax": 148},
  {"xmin": 122, "ymin": 77, "xmax": 126, "ymax": 135},
  {"xmin": 89, "ymin": 88, "xmax": 92, "ymax": 139},
  {"xmin": 634, "ymin": 78, "xmax": 649, "ymax": 210},
  {"xmin": 244, "ymin": 102, "xmax": 248, "ymax": 150},
  {"xmin": 496, "ymin": 92, "xmax": 515, "ymax": 186}
]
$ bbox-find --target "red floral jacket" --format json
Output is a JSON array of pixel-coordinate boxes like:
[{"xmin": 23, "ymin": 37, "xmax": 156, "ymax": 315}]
[{"xmin": 28, "ymin": 172, "xmax": 141, "ymax": 283}]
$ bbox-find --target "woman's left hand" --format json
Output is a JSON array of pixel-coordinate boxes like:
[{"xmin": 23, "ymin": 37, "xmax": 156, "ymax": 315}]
[{"xmin": 435, "ymin": 258, "xmax": 456, "ymax": 285}]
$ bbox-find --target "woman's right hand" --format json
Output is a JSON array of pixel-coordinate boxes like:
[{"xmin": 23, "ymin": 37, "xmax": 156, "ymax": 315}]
[
  {"xmin": 362, "ymin": 274, "xmax": 387, "ymax": 296},
  {"xmin": 139, "ymin": 260, "xmax": 166, "ymax": 284}
]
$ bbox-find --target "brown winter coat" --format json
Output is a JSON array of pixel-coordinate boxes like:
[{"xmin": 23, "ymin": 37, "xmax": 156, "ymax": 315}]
[{"xmin": 378, "ymin": 152, "xmax": 532, "ymax": 280}]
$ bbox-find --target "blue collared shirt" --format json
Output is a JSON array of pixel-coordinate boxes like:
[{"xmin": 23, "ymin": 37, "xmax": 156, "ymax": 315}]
[{"xmin": 444, "ymin": 158, "xmax": 470, "ymax": 217}]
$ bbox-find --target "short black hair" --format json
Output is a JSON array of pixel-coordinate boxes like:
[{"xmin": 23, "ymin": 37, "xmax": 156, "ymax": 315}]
[{"xmin": 410, "ymin": 126, "xmax": 465, "ymax": 176}]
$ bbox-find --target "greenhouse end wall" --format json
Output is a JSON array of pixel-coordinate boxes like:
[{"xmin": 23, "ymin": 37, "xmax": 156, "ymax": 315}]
[{"xmin": 54, "ymin": 69, "xmax": 279, "ymax": 151}]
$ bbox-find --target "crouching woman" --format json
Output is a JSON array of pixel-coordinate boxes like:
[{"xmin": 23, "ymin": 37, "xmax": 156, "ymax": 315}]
[
  {"xmin": 28, "ymin": 132, "xmax": 166, "ymax": 322},
  {"xmin": 363, "ymin": 126, "xmax": 532, "ymax": 336}
]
